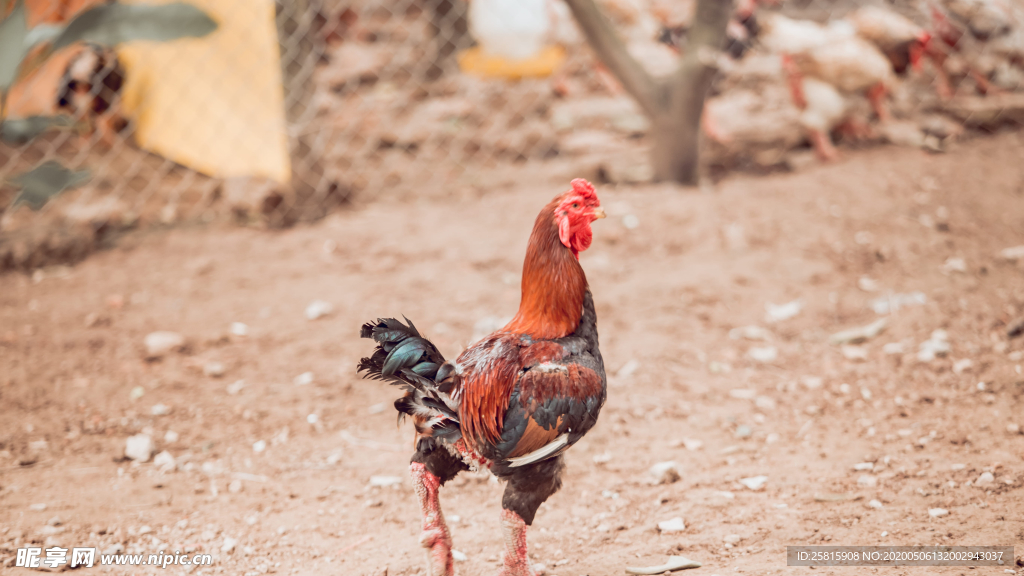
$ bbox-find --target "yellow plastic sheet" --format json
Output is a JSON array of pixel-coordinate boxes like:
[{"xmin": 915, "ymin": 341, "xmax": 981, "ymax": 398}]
[
  {"xmin": 118, "ymin": 0, "xmax": 290, "ymax": 183},
  {"xmin": 458, "ymin": 45, "xmax": 566, "ymax": 80}
]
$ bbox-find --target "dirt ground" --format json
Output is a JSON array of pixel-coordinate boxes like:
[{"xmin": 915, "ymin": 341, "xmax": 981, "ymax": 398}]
[{"xmin": 2, "ymin": 132, "xmax": 1024, "ymax": 576}]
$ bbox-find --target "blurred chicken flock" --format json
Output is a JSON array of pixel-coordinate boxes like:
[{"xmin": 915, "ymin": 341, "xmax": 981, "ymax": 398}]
[
  {"xmin": 2, "ymin": 0, "xmax": 1024, "ymax": 270},
  {"xmin": 315, "ymin": 0, "xmax": 1024, "ymax": 176}
]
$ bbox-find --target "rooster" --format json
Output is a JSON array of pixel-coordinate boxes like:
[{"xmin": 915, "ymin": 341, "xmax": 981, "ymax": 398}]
[{"xmin": 358, "ymin": 179, "xmax": 607, "ymax": 576}]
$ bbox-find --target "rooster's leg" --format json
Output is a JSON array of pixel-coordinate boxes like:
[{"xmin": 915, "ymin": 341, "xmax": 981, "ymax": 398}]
[
  {"xmin": 497, "ymin": 456, "xmax": 565, "ymax": 576},
  {"xmin": 410, "ymin": 447, "xmax": 467, "ymax": 576},
  {"xmin": 411, "ymin": 462, "xmax": 453, "ymax": 576}
]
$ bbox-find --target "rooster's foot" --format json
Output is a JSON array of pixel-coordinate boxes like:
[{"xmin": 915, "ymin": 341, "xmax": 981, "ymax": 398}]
[{"xmin": 419, "ymin": 527, "xmax": 454, "ymax": 576}]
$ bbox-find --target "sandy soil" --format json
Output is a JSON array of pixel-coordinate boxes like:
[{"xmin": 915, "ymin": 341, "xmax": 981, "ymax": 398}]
[{"xmin": 1, "ymin": 133, "xmax": 1023, "ymax": 576}]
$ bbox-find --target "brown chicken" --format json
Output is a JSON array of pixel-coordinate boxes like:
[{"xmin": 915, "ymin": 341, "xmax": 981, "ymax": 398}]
[{"xmin": 359, "ymin": 179, "xmax": 608, "ymax": 576}]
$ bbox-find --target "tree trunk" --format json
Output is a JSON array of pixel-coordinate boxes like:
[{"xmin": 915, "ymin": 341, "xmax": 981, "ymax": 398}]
[{"xmin": 562, "ymin": 0, "xmax": 732, "ymax": 185}]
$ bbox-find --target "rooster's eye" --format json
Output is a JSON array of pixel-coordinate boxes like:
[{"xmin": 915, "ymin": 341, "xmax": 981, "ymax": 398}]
[{"xmin": 572, "ymin": 203, "xmax": 579, "ymax": 209}]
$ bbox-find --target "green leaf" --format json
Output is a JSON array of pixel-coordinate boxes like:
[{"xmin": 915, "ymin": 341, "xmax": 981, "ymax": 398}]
[
  {"xmin": 0, "ymin": 0, "xmax": 29, "ymax": 92},
  {"xmin": 8, "ymin": 160, "xmax": 90, "ymax": 211},
  {"xmin": 0, "ymin": 115, "xmax": 75, "ymax": 143},
  {"xmin": 52, "ymin": 2, "xmax": 218, "ymax": 52}
]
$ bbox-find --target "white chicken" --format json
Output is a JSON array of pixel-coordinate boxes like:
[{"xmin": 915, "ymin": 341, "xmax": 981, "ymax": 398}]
[
  {"xmin": 469, "ymin": 0, "xmax": 552, "ymax": 60},
  {"xmin": 758, "ymin": 13, "xmax": 895, "ymax": 121},
  {"xmin": 846, "ymin": 5, "xmax": 932, "ymax": 75},
  {"xmin": 928, "ymin": 0, "xmax": 1024, "ymax": 97},
  {"xmin": 707, "ymin": 52, "xmax": 859, "ymax": 162}
]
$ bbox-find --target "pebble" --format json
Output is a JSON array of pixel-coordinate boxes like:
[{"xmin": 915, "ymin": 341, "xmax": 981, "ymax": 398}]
[
  {"xmin": 853, "ymin": 462, "xmax": 874, "ymax": 471},
  {"xmin": 950, "ymin": 463, "xmax": 967, "ymax": 471},
  {"xmin": 164, "ymin": 430, "xmax": 180, "ymax": 443},
  {"xmin": 928, "ymin": 508, "xmax": 949, "ymax": 518},
  {"xmin": 593, "ymin": 452, "xmax": 612, "ymax": 464},
  {"xmin": 616, "ymin": 359, "xmax": 640, "ymax": 379},
  {"xmin": 144, "ymin": 331, "xmax": 185, "ymax": 358},
  {"xmin": 626, "ymin": 556, "xmax": 701, "ymax": 575},
  {"xmin": 29, "ymin": 503, "xmax": 47, "ymax": 511},
  {"xmin": 453, "ymin": 550, "xmax": 468, "ymax": 562},
  {"xmin": 755, "ymin": 396, "xmax": 776, "ymax": 411},
  {"xmin": 735, "ymin": 425, "xmax": 752, "ymax": 439},
  {"xmin": 203, "ymin": 362, "xmax": 226, "ymax": 378},
  {"xmin": 230, "ymin": 322, "xmax": 249, "ymax": 336},
  {"xmin": 649, "ymin": 461, "xmax": 681, "ymax": 485},
  {"xmin": 305, "ymin": 300, "xmax": 334, "ymax": 320},
  {"xmin": 369, "ymin": 476, "xmax": 403, "ymax": 488},
  {"xmin": 868, "ymin": 499, "xmax": 883, "ymax": 509},
  {"xmin": 151, "ymin": 403, "xmax": 171, "ymax": 416},
  {"xmin": 252, "ymin": 440, "xmax": 267, "ymax": 453},
  {"xmin": 622, "ymin": 214, "xmax": 640, "ymax": 230},
  {"xmin": 221, "ymin": 537, "xmax": 237, "ymax": 553},
  {"xmin": 870, "ymin": 292, "xmax": 926, "ymax": 315},
  {"xmin": 723, "ymin": 534, "xmax": 742, "ymax": 544},
  {"xmin": 765, "ymin": 300, "xmax": 802, "ymax": 323},
  {"xmin": 227, "ymin": 380, "xmax": 245, "ymax": 395},
  {"xmin": 999, "ymin": 245, "xmax": 1024, "ymax": 261},
  {"xmin": 830, "ymin": 318, "xmax": 888, "ymax": 345},
  {"xmin": 130, "ymin": 386, "xmax": 145, "ymax": 401},
  {"xmin": 976, "ymin": 472, "xmax": 995, "ymax": 485},
  {"xmin": 294, "ymin": 372, "xmax": 314, "ymax": 386},
  {"xmin": 748, "ymin": 346, "xmax": 778, "ymax": 362},
  {"xmin": 47, "ymin": 516, "xmax": 61, "ymax": 526},
  {"xmin": 953, "ymin": 359, "xmax": 974, "ymax": 374},
  {"xmin": 941, "ymin": 257, "xmax": 967, "ymax": 274},
  {"xmin": 739, "ymin": 475, "xmax": 767, "ymax": 490},
  {"xmin": 841, "ymin": 345, "xmax": 868, "ymax": 361},
  {"xmin": 729, "ymin": 326, "xmax": 772, "ymax": 341},
  {"xmin": 857, "ymin": 475, "xmax": 878, "ymax": 487},
  {"xmin": 801, "ymin": 376, "xmax": 823, "ymax": 389},
  {"xmin": 228, "ymin": 479, "xmax": 243, "ymax": 493},
  {"xmin": 858, "ymin": 276, "xmax": 880, "ymax": 292},
  {"xmin": 125, "ymin": 434, "xmax": 154, "ymax": 462},
  {"xmin": 1007, "ymin": 423, "xmax": 1021, "ymax": 434},
  {"xmin": 657, "ymin": 517, "xmax": 686, "ymax": 533},
  {"xmin": 153, "ymin": 451, "xmax": 176, "ymax": 472},
  {"xmin": 682, "ymin": 438, "xmax": 703, "ymax": 451},
  {"xmin": 882, "ymin": 342, "xmax": 905, "ymax": 355},
  {"xmin": 918, "ymin": 330, "xmax": 951, "ymax": 362}
]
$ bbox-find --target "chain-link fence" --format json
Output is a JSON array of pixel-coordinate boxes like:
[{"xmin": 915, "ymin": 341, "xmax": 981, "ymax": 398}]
[{"xmin": 2, "ymin": 0, "xmax": 1024, "ymax": 272}]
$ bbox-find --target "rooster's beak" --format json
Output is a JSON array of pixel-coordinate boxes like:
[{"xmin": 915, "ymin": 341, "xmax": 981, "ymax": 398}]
[{"xmin": 592, "ymin": 207, "xmax": 606, "ymax": 219}]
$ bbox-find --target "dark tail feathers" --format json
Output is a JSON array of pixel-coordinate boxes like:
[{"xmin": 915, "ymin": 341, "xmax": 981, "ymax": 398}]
[{"xmin": 358, "ymin": 317, "xmax": 462, "ymax": 445}]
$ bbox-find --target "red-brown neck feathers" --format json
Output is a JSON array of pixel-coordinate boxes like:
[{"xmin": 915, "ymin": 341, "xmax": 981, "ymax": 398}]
[{"xmin": 503, "ymin": 180, "xmax": 602, "ymax": 340}]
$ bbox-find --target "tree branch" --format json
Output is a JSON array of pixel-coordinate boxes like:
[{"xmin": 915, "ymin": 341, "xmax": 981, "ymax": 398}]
[{"xmin": 561, "ymin": 0, "xmax": 663, "ymax": 118}]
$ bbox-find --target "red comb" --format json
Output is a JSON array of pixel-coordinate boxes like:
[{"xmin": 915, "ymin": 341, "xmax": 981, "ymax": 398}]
[{"xmin": 570, "ymin": 178, "xmax": 597, "ymax": 200}]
